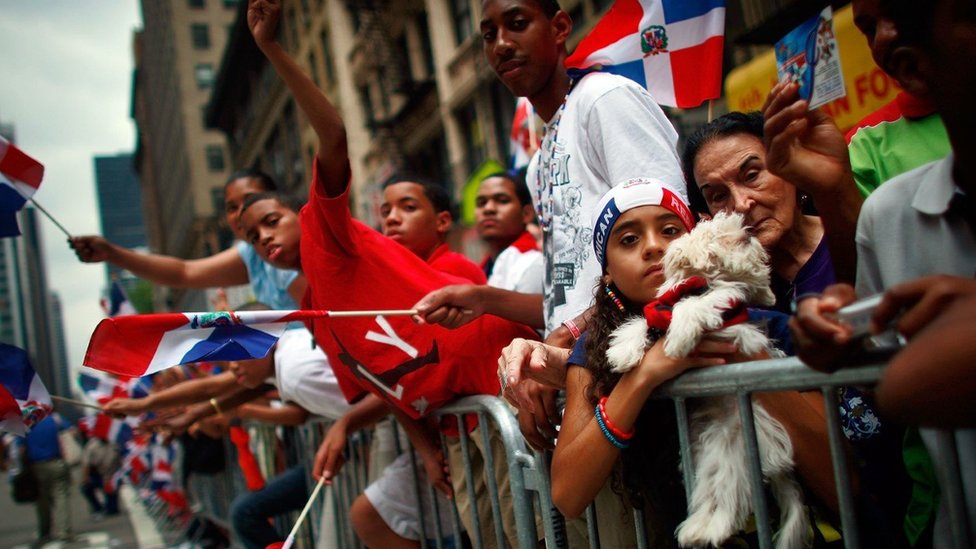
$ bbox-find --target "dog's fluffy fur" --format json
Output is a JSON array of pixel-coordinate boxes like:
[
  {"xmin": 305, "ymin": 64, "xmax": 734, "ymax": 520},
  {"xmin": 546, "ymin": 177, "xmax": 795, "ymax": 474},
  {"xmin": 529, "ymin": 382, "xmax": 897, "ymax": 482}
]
[{"xmin": 606, "ymin": 212, "xmax": 808, "ymax": 549}]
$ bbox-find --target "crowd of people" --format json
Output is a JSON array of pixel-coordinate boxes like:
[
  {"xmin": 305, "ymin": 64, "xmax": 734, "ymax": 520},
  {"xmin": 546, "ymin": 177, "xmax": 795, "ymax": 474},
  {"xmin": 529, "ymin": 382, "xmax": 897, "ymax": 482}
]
[{"xmin": 62, "ymin": 0, "xmax": 975, "ymax": 547}]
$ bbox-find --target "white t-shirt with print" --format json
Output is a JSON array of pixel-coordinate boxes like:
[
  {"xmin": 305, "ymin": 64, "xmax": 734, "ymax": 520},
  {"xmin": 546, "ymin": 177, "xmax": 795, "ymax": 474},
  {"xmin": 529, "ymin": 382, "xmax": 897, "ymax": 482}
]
[
  {"xmin": 527, "ymin": 72, "xmax": 685, "ymax": 335},
  {"xmin": 487, "ymin": 232, "xmax": 544, "ymax": 294},
  {"xmin": 273, "ymin": 328, "xmax": 349, "ymax": 420}
]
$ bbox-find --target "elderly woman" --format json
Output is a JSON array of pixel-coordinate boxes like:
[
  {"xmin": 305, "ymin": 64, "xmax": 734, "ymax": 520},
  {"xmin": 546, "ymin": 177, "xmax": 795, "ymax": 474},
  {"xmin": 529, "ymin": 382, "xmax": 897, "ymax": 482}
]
[{"xmin": 682, "ymin": 110, "xmax": 837, "ymax": 312}]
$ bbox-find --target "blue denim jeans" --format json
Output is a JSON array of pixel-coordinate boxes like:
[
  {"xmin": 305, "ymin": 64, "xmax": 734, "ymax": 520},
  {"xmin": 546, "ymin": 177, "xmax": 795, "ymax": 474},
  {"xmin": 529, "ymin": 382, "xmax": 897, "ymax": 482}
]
[{"xmin": 230, "ymin": 463, "xmax": 309, "ymax": 549}]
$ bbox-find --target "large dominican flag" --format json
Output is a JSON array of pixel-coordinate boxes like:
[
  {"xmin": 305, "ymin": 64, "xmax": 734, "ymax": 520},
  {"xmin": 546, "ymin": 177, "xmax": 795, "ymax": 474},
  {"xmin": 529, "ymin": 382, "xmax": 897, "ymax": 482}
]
[
  {"xmin": 83, "ymin": 310, "xmax": 302, "ymax": 377},
  {"xmin": 0, "ymin": 136, "xmax": 44, "ymax": 237},
  {"xmin": 0, "ymin": 343, "xmax": 52, "ymax": 435},
  {"xmin": 565, "ymin": 0, "xmax": 726, "ymax": 109}
]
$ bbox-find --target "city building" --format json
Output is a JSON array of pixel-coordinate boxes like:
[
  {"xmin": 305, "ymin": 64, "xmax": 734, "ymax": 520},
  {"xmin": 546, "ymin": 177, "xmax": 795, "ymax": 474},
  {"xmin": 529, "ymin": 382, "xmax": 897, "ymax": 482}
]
[
  {"xmin": 131, "ymin": 0, "xmax": 239, "ymax": 311},
  {"xmin": 93, "ymin": 153, "xmax": 147, "ymax": 287}
]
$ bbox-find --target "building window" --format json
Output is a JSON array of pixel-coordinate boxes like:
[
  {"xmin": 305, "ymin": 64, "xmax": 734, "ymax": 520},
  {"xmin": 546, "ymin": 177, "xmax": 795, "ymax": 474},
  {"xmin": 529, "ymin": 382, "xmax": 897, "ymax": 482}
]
[
  {"xmin": 449, "ymin": 0, "xmax": 473, "ymax": 45},
  {"xmin": 188, "ymin": 0, "xmax": 204, "ymax": 8},
  {"xmin": 223, "ymin": 0, "xmax": 239, "ymax": 7},
  {"xmin": 195, "ymin": 63, "xmax": 215, "ymax": 89},
  {"xmin": 308, "ymin": 51, "xmax": 321, "ymax": 87},
  {"xmin": 191, "ymin": 23, "xmax": 210, "ymax": 49},
  {"xmin": 206, "ymin": 145, "xmax": 225, "ymax": 172},
  {"xmin": 457, "ymin": 100, "xmax": 485, "ymax": 174}
]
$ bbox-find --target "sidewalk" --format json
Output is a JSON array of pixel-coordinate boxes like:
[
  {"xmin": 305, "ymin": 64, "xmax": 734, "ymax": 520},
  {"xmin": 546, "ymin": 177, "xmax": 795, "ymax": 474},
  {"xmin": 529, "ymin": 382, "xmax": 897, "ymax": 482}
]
[{"xmin": 1, "ymin": 467, "xmax": 161, "ymax": 549}]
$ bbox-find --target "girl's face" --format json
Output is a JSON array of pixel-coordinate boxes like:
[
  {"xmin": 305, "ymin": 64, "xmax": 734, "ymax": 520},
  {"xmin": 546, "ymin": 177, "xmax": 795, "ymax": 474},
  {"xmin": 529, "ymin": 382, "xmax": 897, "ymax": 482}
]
[
  {"xmin": 240, "ymin": 198, "xmax": 302, "ymax": 270},
  {"xmin": 224, "ymin": 177, "xmax": 269, "ymax": 240},
  {"xmin": 604, "ymin": 205, "xmax": 688, "ymax": 305}
]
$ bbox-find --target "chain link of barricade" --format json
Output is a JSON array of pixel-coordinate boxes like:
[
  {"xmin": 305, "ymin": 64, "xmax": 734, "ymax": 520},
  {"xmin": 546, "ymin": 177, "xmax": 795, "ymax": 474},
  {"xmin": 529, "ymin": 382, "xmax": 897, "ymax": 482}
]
[{"xmin": 130, "ymin": 357, "xmax": 970, "ymax": 549}]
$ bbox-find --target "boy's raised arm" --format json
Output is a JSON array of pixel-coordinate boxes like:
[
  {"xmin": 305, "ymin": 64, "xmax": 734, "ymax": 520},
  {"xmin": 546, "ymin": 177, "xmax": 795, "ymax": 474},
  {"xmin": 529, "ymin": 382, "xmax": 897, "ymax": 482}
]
[{"xmin": 248, "ymin": 0, "xmax": 350, "ymax": 196}]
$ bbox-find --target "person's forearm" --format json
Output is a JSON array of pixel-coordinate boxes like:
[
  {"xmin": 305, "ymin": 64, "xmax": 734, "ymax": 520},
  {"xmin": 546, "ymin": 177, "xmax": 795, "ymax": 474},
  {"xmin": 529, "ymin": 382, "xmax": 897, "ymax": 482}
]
[
  {"xmin": 236, "ymin": 402, "xmax": 309, "ymax": 425},
  {"xmin": 389, "ymin": 406, "xmax": 441, "ymax": 458},
  {"xmin": 551, "ymin": 367, "xmax": 662, "ymax": 516},
  {"xmin": 481, "ymin": 287, "xmax": 544, "ymax": 329},
  {"xmin": 341, "ymin": 394, "xmax": 392, "ymax": 433},
  {"xmin": 812, "ymin": 182, "xmax": 862, "ymax": 284},
  {"xmin": 191, "ymin": 384, "xmax": 274, "ymax": 423},
  {"xmin": 256, "ymin": 40, "xmax": 349, "ymax": 196},
  {"xmin": 145, "ymin": 372, "xmax": 237, "ymax": 410},
  {"xmin": 101, "ymin": 245, "xmax": 248, "ymax": 288}
]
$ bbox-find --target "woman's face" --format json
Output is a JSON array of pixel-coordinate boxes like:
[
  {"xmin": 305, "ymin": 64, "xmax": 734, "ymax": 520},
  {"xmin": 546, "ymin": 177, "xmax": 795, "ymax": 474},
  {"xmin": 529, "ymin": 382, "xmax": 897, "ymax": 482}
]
[
  {"xmin": 692, "ymin": 133, "xmax": 798, "ymax": 251},
  {"xmin": 224, "ymin": 177, "xmax": 268, "ymax": 240},
  {"xmin": 604, "ymin": 205, "xmax": 688, "ymax": 306}
]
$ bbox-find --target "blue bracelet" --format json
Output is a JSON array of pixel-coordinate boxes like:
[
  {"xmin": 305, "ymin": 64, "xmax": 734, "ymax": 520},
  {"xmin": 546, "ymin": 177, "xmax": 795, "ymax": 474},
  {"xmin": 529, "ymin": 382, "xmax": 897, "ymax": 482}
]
[{"xmin": 595, "ymin": 403, "xmax": 630, "ymax": 449}]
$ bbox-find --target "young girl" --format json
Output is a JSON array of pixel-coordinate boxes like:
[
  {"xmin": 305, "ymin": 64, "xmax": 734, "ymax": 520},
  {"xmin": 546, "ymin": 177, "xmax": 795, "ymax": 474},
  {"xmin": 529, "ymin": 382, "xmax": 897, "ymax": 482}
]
[{"xmin": 551, "ymin": 178, "xmax": 741, "ymax": 547}]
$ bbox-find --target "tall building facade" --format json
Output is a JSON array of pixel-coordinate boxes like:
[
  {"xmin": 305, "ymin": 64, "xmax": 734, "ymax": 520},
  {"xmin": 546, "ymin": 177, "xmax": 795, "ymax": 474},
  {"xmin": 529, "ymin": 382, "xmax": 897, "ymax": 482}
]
[
  {"xmin": 93, "ymin": 153, "xmax": 147, "ymax": 286},
  {"xmin": 131, "ymin": 0, "xmax": 238, "ymax": 311},
  {"xmin": 0, "ymin": 207, "xmax": 71, "ymax": 399}
]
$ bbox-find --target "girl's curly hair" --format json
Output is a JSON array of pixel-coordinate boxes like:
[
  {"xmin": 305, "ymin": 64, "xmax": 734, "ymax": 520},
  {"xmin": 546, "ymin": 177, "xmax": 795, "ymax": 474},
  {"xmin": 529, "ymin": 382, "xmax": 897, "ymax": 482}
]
[{"xmin": 579, "ymin": 278, "xmax": 687, "ymax": 529}]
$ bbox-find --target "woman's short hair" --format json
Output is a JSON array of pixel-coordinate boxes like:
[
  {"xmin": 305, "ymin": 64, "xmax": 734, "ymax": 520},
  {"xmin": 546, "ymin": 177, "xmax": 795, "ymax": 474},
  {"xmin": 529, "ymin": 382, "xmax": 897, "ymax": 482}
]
[{"xmin": 681, "ymin": 112, "xmax": 765, "ymax": 215}]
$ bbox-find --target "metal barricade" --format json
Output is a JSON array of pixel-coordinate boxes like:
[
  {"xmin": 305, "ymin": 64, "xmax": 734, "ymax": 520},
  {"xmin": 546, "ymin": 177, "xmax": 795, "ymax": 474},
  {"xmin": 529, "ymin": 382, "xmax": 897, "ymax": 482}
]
[{"xmin": 550, "ymin": 356, "xmax": 972, "ymax": 549}]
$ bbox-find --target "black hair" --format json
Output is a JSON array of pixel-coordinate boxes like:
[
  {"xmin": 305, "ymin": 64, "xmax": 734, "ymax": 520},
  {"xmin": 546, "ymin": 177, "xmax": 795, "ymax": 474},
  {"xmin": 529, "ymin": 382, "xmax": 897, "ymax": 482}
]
[
  {"xmin": 531, "ymin": 0, "xmax": 562, "ymax": 18},
  {"xmin": 481, "ymin": 168, "xmax": 533, "ymax": 207},
  {"xmin": 224, "ymin": 168, "xmax": 279, "ymax": 192},
  {"xmin": 239, "ymin": 191, "xmax": 305, "ymax": 216},
  {"xmin": 580, "ymin": 280, "xmax": 687, "ymax": 523},
  {"xmin": 382, "ymin": 173, "xmax": 457, "ymax": 220},
  {"xmin": 883, "ymin": 0, "xmax": 938, "ymax": 48},
  {"xmin": 681, "ymin": 111, "xmax": 765, "ymax": 215}
]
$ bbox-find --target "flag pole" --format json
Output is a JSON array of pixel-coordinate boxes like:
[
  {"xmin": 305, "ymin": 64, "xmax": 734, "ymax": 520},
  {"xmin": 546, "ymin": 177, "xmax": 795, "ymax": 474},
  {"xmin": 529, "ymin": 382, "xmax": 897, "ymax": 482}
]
[
  {"xmin": 707, "ymin": 99, "xmax": 715, "ymax": 123},
  {"xmin": 50, "ymin": 395, "xmax": 103, "ymax": 411},
  {"xmin": 280, "ymin": 476, "xmax": 327, "ymax": 549},
  {"xmin": 8, "ymin": 184, "xmax": 72, "ymax": 238}
]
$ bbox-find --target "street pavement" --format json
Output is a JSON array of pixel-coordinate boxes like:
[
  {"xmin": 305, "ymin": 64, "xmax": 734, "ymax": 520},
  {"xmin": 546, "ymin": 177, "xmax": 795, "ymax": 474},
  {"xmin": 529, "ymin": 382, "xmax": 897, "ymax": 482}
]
[{"xmin": 0, "ymin": 467, "xmax": 162, "ymax": 549}]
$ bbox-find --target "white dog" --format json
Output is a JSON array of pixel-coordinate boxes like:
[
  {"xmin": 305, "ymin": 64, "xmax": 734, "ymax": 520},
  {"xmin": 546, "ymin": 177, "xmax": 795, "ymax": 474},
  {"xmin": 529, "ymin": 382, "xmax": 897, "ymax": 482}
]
[{"xmin": 605, "ymin": 212, "xmax": 808, "ymax": 549}]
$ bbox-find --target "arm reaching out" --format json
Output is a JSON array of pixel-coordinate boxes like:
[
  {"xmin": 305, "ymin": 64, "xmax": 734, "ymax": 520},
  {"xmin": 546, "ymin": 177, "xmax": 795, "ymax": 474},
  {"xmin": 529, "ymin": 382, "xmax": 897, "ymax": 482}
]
[
  {"xmin": 69, "ymin": 236, "xmax": 249, "ymax": 288},
  {"xmin": 248, "ymin": 0, "xmax": 349, "ymax": 196},
  {"xmin": 104, "ymin": 371, "xmax": 239, "ymax": 416}
]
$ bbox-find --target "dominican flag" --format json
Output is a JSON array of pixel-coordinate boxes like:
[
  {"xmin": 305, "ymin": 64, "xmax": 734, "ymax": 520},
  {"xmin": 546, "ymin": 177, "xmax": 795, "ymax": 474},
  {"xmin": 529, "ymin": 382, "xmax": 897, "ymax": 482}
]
[
  {"xmin": 510, "ymin": 97, "xmax": 539, "ymax": 169},
  {"xmin": 78, "ymin": 371, "xmax": 130, "ymax": 406},
  {"xmin": 0, "ymin": 136, "xmax": 44, "ymax": 237},
  {"xmin": 565, "ymin": 0, "xmax": 726, "ymax": 108},
  {"xmin": 0, "ymin": 343, "xmax": 52, "ymax": 435},
  {"xmin": 79, "ymin": 412, "xmax": 134, "ymax": 445},
  {"xmin": 101, "ymin": 280, "xmax": 137, "ymax": 317},
  {"xmin": 83, "ymin": 310, "xmax": 311, "ymax": 377}
]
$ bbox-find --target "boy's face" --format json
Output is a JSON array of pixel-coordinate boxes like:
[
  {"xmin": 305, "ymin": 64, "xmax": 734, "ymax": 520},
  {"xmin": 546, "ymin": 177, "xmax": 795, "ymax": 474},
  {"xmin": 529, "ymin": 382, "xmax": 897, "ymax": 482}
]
[
  {"xmin": 480, "ymin": 0, "xmax": 567, "ymax": 98},
  {"xmin": 227, "ymin": 355, "xmax": 275, "ymax": 389},
  {"xmin": 224, "ymin": 177, "xmax": 267, "ymax": 240},
  {"xmin": 240, "ymin": 198, "xmax": 302, "ymax": 270},
  {"xmin": 926, "ymin": 0, "xmax": 976, "ymax": 138},
  {"xmin": 475, "ymin": 176, "xmax": 532, "ymax": 246},
  {"xmin": 380, "ymin": 182, "xmax": 451, "ymax": 261}
]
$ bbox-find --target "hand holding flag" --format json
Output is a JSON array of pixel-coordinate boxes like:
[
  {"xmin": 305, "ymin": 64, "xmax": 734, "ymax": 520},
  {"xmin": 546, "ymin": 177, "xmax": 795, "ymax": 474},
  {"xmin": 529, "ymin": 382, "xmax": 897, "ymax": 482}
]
[
  {"xmin": 0, "ymin": 343, "xmax": 52, "ymax": 435},
  {"xmin": 83, "ymin": 308, "xmax": 423, "ymax": 377}
]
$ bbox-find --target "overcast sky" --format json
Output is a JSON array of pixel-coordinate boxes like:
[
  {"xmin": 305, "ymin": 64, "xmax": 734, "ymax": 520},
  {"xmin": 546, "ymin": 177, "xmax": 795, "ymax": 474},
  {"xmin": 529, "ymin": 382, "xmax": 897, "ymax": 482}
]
[{"xmin": 0, "ymin": 1, "xmax": 141, "ymax": 379}]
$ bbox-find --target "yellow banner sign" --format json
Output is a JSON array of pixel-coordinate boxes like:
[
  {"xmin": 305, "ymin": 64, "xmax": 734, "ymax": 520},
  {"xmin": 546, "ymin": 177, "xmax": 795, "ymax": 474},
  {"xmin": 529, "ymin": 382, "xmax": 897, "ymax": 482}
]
[{"xmin": 725, "ymin": 5, "xmax": 901, "ymax": 131}]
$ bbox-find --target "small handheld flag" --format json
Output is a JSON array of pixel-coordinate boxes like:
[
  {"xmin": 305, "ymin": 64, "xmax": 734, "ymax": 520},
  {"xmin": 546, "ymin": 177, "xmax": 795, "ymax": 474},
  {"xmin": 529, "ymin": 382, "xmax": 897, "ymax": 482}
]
[
  {"xmin": 0, "ymin": 136, "xmax": 44, "ymax": 237},
  {"xmin": 0, "ymin": 343, "xmax": 53, "ymax": 435},
  {"xmin": 565, "ymin": 0, "xmax": 726, "ymax": 109}
]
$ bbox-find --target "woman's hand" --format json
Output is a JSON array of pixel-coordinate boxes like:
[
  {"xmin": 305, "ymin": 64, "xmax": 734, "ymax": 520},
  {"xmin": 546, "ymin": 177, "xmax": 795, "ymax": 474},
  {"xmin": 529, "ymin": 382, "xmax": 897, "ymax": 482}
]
[
  {"xmin": 789, "ymin": 283, "xmax": 857, "ymax": 372},
  {"xmin": 762, "ymin": 81, "xmax": 851, "ymax": 199},
  {"xmin": 497, "ymin": 338, "xmax": 569, "ymax": 450}
]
